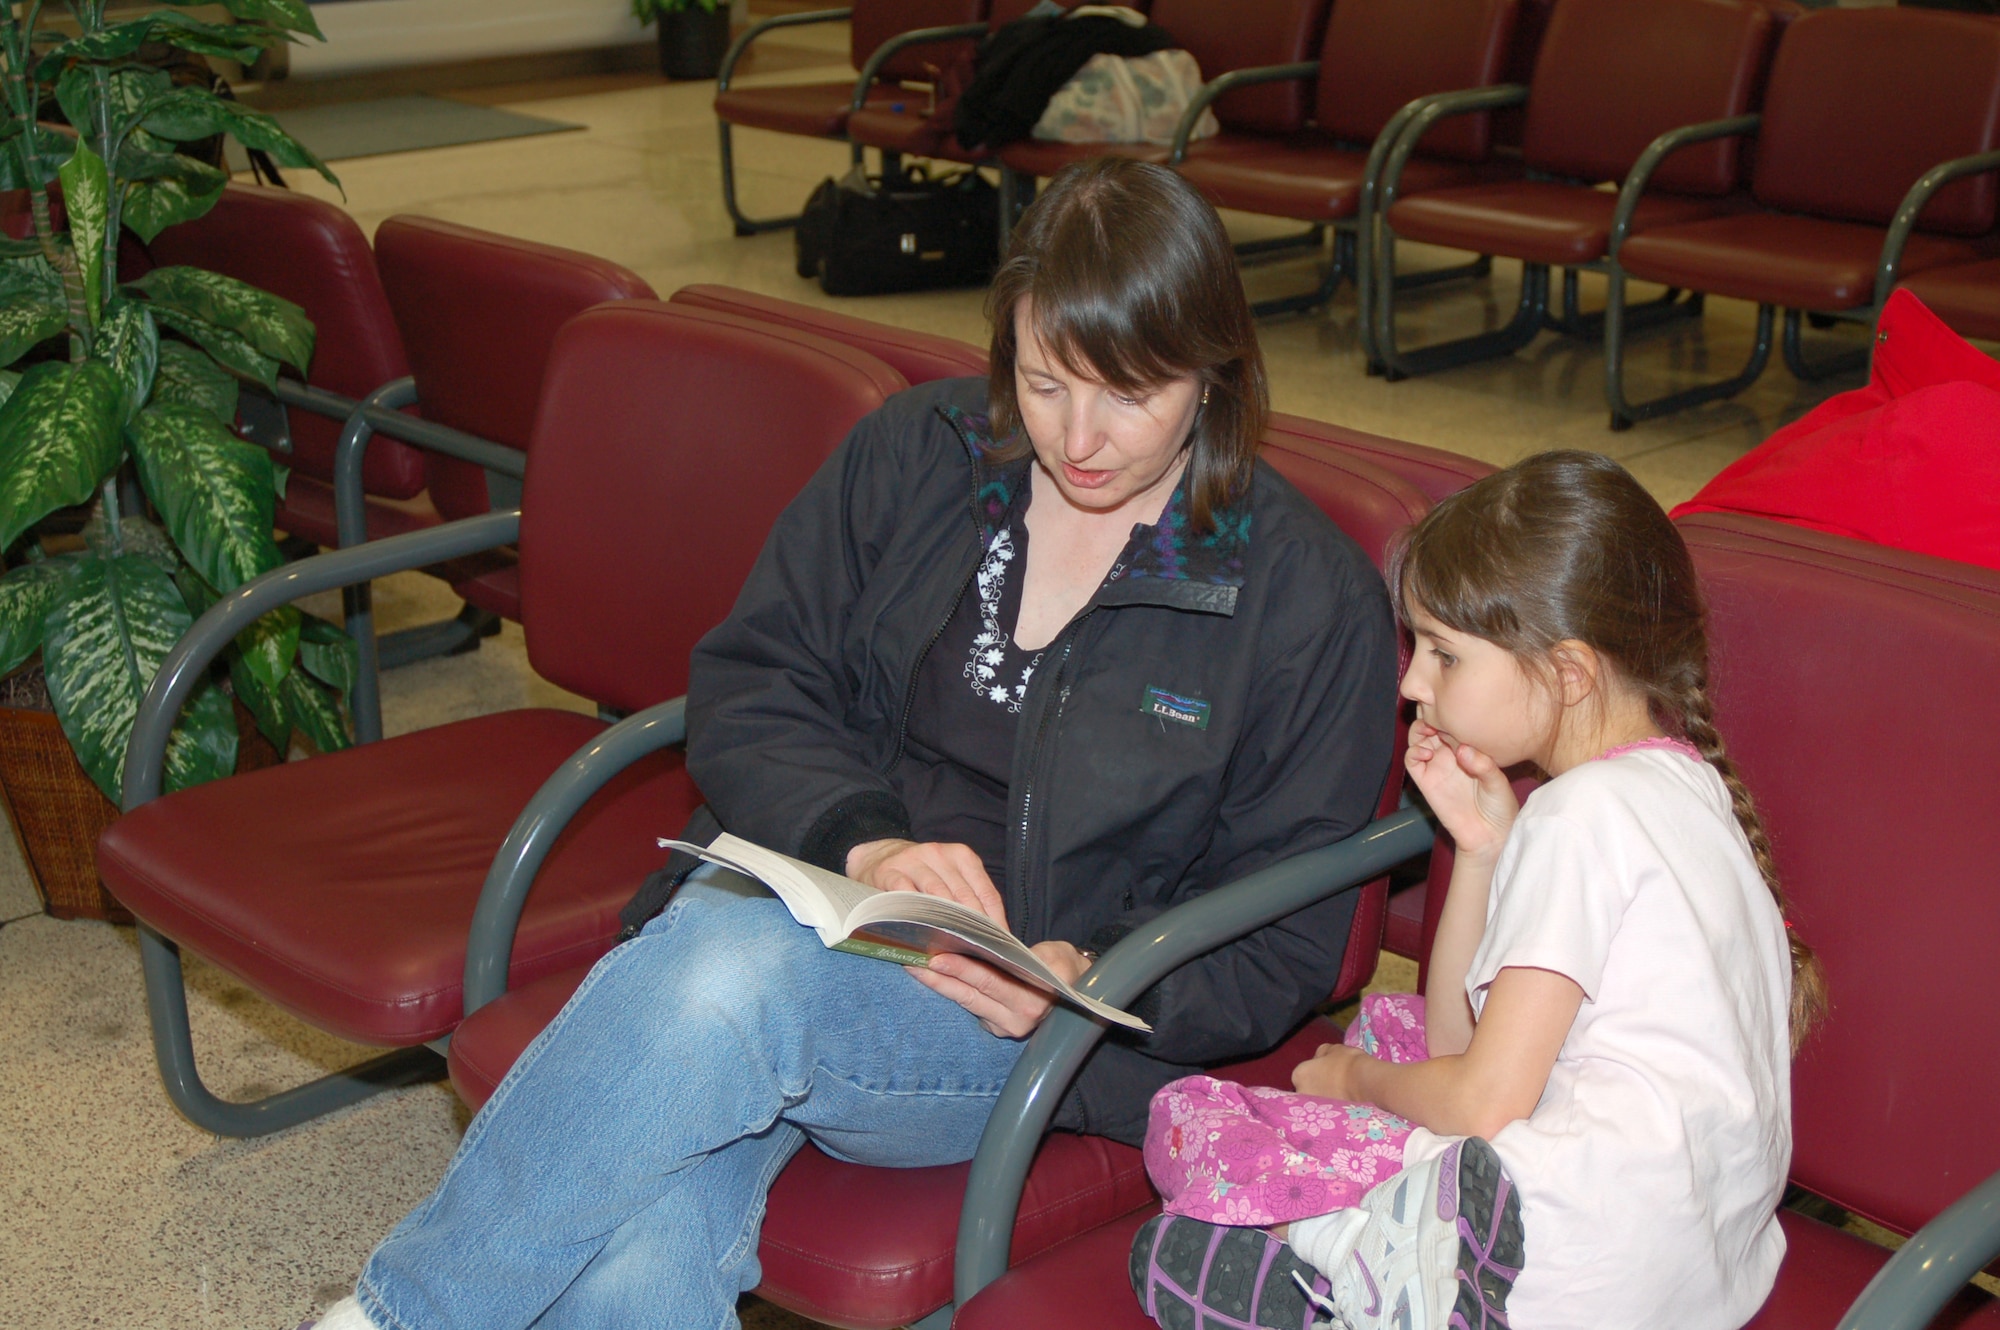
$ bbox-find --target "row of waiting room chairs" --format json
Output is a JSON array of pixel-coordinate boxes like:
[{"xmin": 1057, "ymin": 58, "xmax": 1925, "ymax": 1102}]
[
  {"xmin": 84, "ymin": 185, "xmax": 2000, "ymax": 1327},
  {"xmin": 718, "ymin": 0, "xmax": 2000, "ymax": 427}
]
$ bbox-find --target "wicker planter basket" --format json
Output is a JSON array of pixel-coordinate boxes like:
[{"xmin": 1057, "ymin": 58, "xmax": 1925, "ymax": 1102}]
[{"xmin": 0, "ymin": 696, "xmax": 283, "ymax": 923}]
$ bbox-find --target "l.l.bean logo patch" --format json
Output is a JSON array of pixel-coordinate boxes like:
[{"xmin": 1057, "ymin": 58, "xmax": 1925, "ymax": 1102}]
[{"xmin": 1141, "ymin": 685, "xmax": 1210, "ymax": 730}]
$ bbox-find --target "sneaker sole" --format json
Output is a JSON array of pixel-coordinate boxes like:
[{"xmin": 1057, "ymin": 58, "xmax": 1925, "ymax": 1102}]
[
  {"xmin": 1443, "ymin": 1138, "xmax": 1524, "ymax": 1330},
  {"xmin": 1130, "ymin": 1213, "xmax": 1328, "ymax": 1330}
]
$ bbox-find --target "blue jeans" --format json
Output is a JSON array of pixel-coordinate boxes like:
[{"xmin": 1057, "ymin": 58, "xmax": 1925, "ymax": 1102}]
[{"xmin": 356, "ymin": 868, "xmax": 1027, "ymax": 1330}]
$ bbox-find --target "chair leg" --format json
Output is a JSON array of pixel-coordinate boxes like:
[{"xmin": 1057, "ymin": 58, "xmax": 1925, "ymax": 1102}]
[
  {"xmin": 1605, "ymin": 268, "xmax": 1774, "ymax": 431},
  {"xmin": 139, "ymin": 926, "xmax": 446, "ymax": 1138},
  {"xmin": 1543, "ymin": 269, "xmax": 1701, "ymax": 341},
  {"xmin": 718, "ymin": 121, "xmax": 803, "ymax": 237},
  {"xmin": 1234, "ymin": 224, "xmax": 1326, "ymax": 264},
  {"xmin": 1365, "ymin": 229, "xmax": 1505, "ymax": 376},
  {"xmin": 1376, "ymin": 251, "xmax": 1549, "ymax": 381},
  {"xmin": 375, "ymin": 603, "xmax": 503, "ymax": 671},
  {"xmin": 1251, "ymin": 228, "xmax": 1352, "ymax": 319},
  {"xmin": 998, "ymin": 167, "xmax": 1035, "ymax": 256},
  {"xmin": 1781, "ymin": 307, "xmax": 1870, "ymax": 382}
]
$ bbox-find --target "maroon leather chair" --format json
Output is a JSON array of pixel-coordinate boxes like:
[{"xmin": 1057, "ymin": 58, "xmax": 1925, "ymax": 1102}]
[
  {"xmin": 957, "ymin": 512, "xmax": 2000, "ymax": 1330},
  {"xmin": 1171, "ymin": 0, "xmax": 1521, "ymax": 321},
  {"xmin": 666, "ymin": 282, "xmax": 990, "ymax": 381},
  {"xmin": 1898, "ymin": 259, "xmax": 2000, "ymax": 344},
  {"xmin": 1372, "ymin": 0, "xmax": 1786, "ymax": 380},
  {"xmin": 139, "ymin": 183, "xmax": 437, "ymax": 550},
  {"xmin": 96, "ymin": 305, "xmax": 905, "ymax": 1139},
  {"xmin": 714, "ymin": 0, "xmax": 988, "ymax": 234},
  {"xmin": 1608, "ymin": 6, "xmax": 2000, "ymax": 426},
  {"xmin": 446, "ymin": 409, "xmax": 1457, "ymax": 1330},
  {"xmin": 370, "ymin": 215, "xmax": 657, "ymax": 625}
]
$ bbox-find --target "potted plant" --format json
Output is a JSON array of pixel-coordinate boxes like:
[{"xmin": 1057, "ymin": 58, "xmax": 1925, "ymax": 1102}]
[
  {"xmin": 0, "ymin": 0, "xmax": 358, "ymax": 917},
  {"xmin": 634, "ymin": 0, "xmax": 732, "ymax": 81}
]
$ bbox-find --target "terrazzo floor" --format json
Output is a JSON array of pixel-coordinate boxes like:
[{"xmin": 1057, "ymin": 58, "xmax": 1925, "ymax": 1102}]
[{"xmin": 0, "ymin": 10, "xmax": 1922, "ymax": 1328}]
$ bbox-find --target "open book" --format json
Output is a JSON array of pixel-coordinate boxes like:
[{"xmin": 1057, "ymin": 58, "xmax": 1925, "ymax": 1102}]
[{"xmin": 658, "ymin": 832, "xmax": 1149, "ymax": 1032}]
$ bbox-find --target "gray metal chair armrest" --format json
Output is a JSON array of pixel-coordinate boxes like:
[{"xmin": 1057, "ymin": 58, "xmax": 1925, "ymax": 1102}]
[
  {"xmin": 1165, "ymin": 62, "xmax": 1320, "ymax": 167},
  {"xmin": 119, "ymin": 509, "xmax": 522, "ymax": 813},
  {"xmin": 1873, "ymin": 149, "xmax": 2000, "ymax": 307},
  {"xmin": 1374, "ymin": 84, "xmax": 1528, "ymax": 215},
  {"xmin": 718, "ymin": 6, "xmax": 854, "ymax": 93},
  {"xmin": 462, "ymin": 697, "xmax": 689, "ymax": 1014},
  {"xmin": 1836, "ymin": 1166, "xmax": 2000, "ymax": 1330},
  {"xmin": 952, "ymin": 807, "xmax": 1435, "ymax": 1305},
  {"xmin": 851, "ymin": 22, "xmax": 989, "ymax": 113},
  {"xmin": 1607, "ymin": 114, "xmax": 1762, "ymax": 257}
]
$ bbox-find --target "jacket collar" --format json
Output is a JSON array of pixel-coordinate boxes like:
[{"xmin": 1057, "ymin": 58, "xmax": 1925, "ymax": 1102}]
[{"xmin": 939, "ymin": 403, "xmax": 1248, "ymax": 616}]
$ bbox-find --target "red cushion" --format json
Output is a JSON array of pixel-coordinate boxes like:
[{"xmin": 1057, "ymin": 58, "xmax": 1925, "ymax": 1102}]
[
  {"xmin": 453, "ymin": 560, "xmax": 521, "ymax": 622},
  {"xmin": 1384, "ymin": 882, "xmax": 1425, "ymax": 960},
  {"xmin": 1388, "ymin": 179, "xmax": 1743, "ymax": 269},
  {"xmin": 274, "ymin": 473, "xmax": 442, "ymax": 549},
  {"xmin": 448, "ymin": 959, "xmax": 591, "ymax": 1108},
  {"xmin": 950, "ymin": 1208, "xmax": 1157, "ymax": 1330},
  {"xmin": 714, "ymin": 82, "xmax": 906, "ymax": 139},
  {"xmin": 999, "ymin": 139, "xmax": 1171, "ymax": 178},
  {"xmin": 97, "ymin": 710, "xmax": 701, "ymax": 1046},
  {"xmin": 1176, "ymin": 134, "xmax": 1483, "ymax": 224},
  {"xmin": 1617, "ymin": 211, "xmax": 1994, "ymax": 312},
  {"xmin": 1315, "ymin": 0, "xmax": 1517, "ymax": 161},
  {"xmin": 1900, "ymin": 258, "xmax": 2000, "ymax": 344},
  {"xmin": 667, "ymin": 285, "xmax": 989, "ymax": 384},
  {"xmin": 1146, "ymin": 0, "xmax": 1330, "ymax": 135},
  {"xmin": 1261, "ymin": 412, "xmax": 1494, "ymax": 509},
  {"xmin": 846, "ymin": 102, "xmax": 989, "ymax": 162},
  {"xmin": 1746, "ymin": 1211, "xmax": 2000, "ymax": 1330},
  {"xmin": 850, "ymin": 0, "xmax": 984, "ymax": 82}
]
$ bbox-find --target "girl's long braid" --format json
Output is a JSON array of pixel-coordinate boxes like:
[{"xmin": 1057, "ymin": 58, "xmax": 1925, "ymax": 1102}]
[{"xmin": 1669, "ymin": 674, "xmax": 1828, "ymax": 1052}]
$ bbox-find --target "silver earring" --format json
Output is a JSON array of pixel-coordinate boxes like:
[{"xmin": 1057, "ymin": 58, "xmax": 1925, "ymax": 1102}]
[{"xmin": 1201, "ymin": 385, "xmax": 1211, "ymax": 407}]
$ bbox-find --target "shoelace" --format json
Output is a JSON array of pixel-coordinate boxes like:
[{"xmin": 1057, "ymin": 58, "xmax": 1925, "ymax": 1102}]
[{"xmin": 1291, "ymin": 1267, "xmax": 1347, "ymax": 1329}]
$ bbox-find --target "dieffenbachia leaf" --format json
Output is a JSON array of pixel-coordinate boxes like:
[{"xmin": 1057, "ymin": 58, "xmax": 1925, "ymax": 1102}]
[
  {"xmin": 0, "ymin": 127, "xmax": 83, "ymax": 191},
  {"xmin": 54, "ymin": 64, "xmax": 172, "ymax": 137},
  {"xmin": 129, "ymin": 266, "xmax": 312, "ymax": 374},
  {"xmin": 0, "ymin": 253, "xmax": 69, "ymax": 368},
  {"xmin": 0, "ymin": 555, "xmax": 77, "ymax": 676},
  {"xmin": 149, "ymin": 303, "xmax": 279, "ymax": 389},
  {"xmin": 228, "ymin": 646, "xmax": 289, "ymax": 747},
  {"xmin": 0, "ymin": 371, "xmax": 18, "ymax": 410},
  {"xmin": 37, "ymin": 13, "xmax": 270, "ymax": 78},
  {"xmin": 127, "ymin": 402, "xmax": 281, "ymax": 591},
  {"xmin": 92, "ymin": 298, "xmax": 159, "ymax": 423},
  {"xmin": 271, "ymin": 461, "xmax": 289, "ymax": 498},
  {"xmin": 233, "ymin": 602, "xmax": 298, "ymax": 693},
  {"xmin": 139, "ymin": 89, "xmax": 337, "ymax": 186},
  {"xmin": 150, "ymin": 339, "xmax": 238, "ymax": 423},
  {"xmin": 296, "ymin": 614, "xmax": 357, "ymax": 699},
  {"xmin": 42, "ymin": 550, "xmax": 237, "ymax": 801},
  {"xmin": 0, "ymin": 360, "xmax": 125, "ymax": 552},
  {"xmin": 56, "ymin": 141, "xmax": 109, "ymax": 323},
  {"xmin": 280, "ymin": 666, "xmax": 348, "ymax": 752},
  {"xmin": 121, "ymin": 155, "xmax": 228, "ymax": 243}
]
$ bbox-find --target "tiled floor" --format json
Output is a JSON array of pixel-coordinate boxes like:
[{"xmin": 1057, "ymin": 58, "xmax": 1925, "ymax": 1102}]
[{"xmin": 0, "ymin": 17, "xmax": 1894, "ymax": 1330}]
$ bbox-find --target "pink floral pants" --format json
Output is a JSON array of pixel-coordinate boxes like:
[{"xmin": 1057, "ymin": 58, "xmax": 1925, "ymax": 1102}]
[{"xmin": 1143, "ymin": 994, "xmax": 1429, "ymax": 1227}]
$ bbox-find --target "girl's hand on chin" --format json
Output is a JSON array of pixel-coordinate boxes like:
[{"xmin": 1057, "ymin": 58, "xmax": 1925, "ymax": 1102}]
[{"xmin": 1405, "ymin": 721, "xmax": 1518, "ymax": 860}]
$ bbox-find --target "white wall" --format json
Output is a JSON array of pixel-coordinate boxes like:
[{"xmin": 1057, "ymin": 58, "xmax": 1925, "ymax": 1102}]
[{"xmin": 290, "ymin": 0, "xmax": 652, "ymax": 78}]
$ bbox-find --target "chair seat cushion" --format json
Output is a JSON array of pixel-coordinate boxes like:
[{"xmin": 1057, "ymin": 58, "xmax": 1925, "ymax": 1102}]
[
  {"xmin": 845, "ymin": 103, "xmax": 987, "ymax": 162},
  {"xmin": 1745, "ymin": 1210, "xmax": 2000, "ymax": 1329},
  {"xmin": 1384, "ymin": 881, "xmax": 1426, "ymax": 960},
  {"xmin": 1900, "ymin": 258, "xmax": 2000, "ymax": 343},
  {"xmin": 1176, "ymin": 134, "xmax": 1483, "ymax": 223},
  {"xmin": 275, "ymin": 473, "xmax": 442, "ymax": 550},
  {"xmin": 1388, "ymin": 180, "xmax": 1744, "ymax": 268},
  {"xmin": 714, "ymin": 81, "xmax": 903, "ymax": 139},
  {"xmin": 1618, "ymin": 211, "xmax": 1995, "ymax": 311},
  {"xmin": 97, "ymin": 709, "xmax": 699, "ymax": 1046},
  {"xmin": 950, "ymin": 1207, "xmax": 1157, "ymax": 1330},
  {"xmin": 999, "ymin": 138, "xmax": 1171, "ymax": 178},
  {"xmin": 453, "ymin": 559, "xmax": 521, "ymax": 622}
]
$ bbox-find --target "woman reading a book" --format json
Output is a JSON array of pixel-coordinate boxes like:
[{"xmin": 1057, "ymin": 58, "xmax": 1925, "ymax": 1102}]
[{"xmin": 314, "ymin": 158, "xmax": 1398, "ymax": 1330}]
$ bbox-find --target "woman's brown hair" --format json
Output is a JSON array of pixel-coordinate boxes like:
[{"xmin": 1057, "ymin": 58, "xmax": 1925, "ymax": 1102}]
[
  {"xmin": 1394, "ymin": 450, "xmax": 1828, "ymax": 1051},
  {"xmin": 985, "ymin": 157, "xmax": 1268, "ymax": 536}
]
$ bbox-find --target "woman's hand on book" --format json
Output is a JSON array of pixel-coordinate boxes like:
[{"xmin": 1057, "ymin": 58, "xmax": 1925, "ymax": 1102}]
[
  {"xmin": 910, "ymin": 941, "xmax": 1094, "ymax": 1039},
  {"xmin": 846, "ymin": 838, "xmax": 1009, "ymax": 927}
]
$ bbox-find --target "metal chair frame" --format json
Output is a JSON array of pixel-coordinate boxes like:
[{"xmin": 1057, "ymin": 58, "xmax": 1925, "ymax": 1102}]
[{"xmin": 716, "ymin": 6, "xmax": 859, "ymax": 236}]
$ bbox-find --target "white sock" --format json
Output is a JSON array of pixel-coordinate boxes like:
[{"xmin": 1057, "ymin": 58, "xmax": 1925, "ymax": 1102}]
[
  {"xmin": 1287, "ymin": 1205, "xmax": 1369, "ymax": 1277},
  {"xmin": 312, "ymin": 1296, "xmax": 379, "ymax": 1330}
]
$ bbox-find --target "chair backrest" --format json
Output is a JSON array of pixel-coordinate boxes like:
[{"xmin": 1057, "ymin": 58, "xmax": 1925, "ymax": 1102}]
[
  {"xmin": 1677, "ymin": 512, "xmax": 2000, "ymax": 1237},
  {"xmin": 667, "ymin": 284, "xmax": 989, "ymax": 382},
  {"xmin": 1316, "ymin": 0, "xmax": 1520, "ymax": 162},
  {"xmin": 518, "ymin": 303, "xmax": 907, "ymax": 715},
  {"xmin": 852, "ymin": 0, "xmax": 988, "ymax": 83},
  {"xmin": 1520, "ymin": 0, "xmax": 1779, "ymax": 195},
  {"xmin": 1752, "ymin": 7, "xmax": 2000, "ymax": 235},
  {"xmin": 986, "ymin": 0, "xmax": 1150, "ymax": 30},
  {"xmin": 1265, "ymin": 412, "xmax": 1497, "ymax": 508},
  {"xmin": 373, "ymin": 215, "xmax": 657, "ymax": 522},
  {"xmin": 143, "ymin": 184, "xmax": 428, "ymax": 499},
  {"xmin": 1147, "ymin": 0, "xmax": 1332, "ymax": 135}
]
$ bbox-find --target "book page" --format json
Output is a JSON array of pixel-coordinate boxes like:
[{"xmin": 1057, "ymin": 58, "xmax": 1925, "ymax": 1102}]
[{"xmin": 658, "ymin": 834, "xmax": 876, "ymax": 940}]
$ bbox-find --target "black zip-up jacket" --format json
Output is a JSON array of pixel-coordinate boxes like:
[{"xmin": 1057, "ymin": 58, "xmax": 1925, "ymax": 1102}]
[{"xmin": 684, "ymin": 378, "xmax": 1398, "ymax": 1144}]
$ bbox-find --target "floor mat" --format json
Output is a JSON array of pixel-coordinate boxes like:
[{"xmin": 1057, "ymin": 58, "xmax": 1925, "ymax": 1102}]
[{"xmin": 226, "ymin": 94, "xmax": 582, "ymax": 167}]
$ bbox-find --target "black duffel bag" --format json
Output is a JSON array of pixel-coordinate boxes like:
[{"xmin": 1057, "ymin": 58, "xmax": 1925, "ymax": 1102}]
[{"xmin": 795, "ymin": 165, "xmax": 1000, "ymax": 297}]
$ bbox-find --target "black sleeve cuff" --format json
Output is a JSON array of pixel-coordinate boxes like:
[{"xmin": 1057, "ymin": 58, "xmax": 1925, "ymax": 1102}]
[
  {"xmin": 1086, "ymin": 919, "xmax": 1166, "ymax": 1033},
  {"xmin": 799, "ymin": 789, "xmax": 915, "ymax": 874}
]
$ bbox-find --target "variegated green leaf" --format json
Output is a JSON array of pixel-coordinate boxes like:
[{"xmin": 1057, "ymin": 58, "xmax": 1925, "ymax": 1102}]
[
  {"xmin": 0, "ymin": 555, "xmax": 76, "ymax": 676},
  {"xmin": 229, "ymin": 646, "xmax": 289, "ymax": 747},
  {"xmin": 81, "ymin": 510, "xmax": 181, "ymax": 574},
  {"xmin": 0, "ymin": 236, "xmax": 44, "ymax": 259},
  {"xmin": 127, "ymin": 402, "xmax": 280, "ymax": 591},
  {"xmin": 150, "ymin": 304, "xmax": 278, "ymax": 388},
  {"xmin": 0, "ymin": 371, "xmax": 19, "ymax": 409},
  {"xmin": 42, "ymin": 552, "xmax": 237, "ymax": 801},
  {"xmin": 0, "ymin": 251, "xmax": 64, "ymax": 305},
  {"xmin": 140, "ymin": 90, "xmax": 337, "ymax": 187},
  {"xmin": 55, "ymin": 65, "xmax": 172, "ymax": 139},
  {"xmin": 37, "ymin": 13, "xmax": 269, "ymax": 78},
  {"xmin": 120, "ymin": 155, "xmax": 228, "ymax": 243},
  {"xmin": 92, "ymin": 299, "xmax": 158, "ymax": 423},
  {"xmin": 57, "ymin": 142, "xmax": 108, "ymax": 323},
  {"xmin": 155, "ymin": 0, "xmax": 325, "ymax": 42},
  {"xmin": 173, "ymin": 562, "xmax": 217, "ymax": 618},
  {"xmin": 280, "ymin": 667, "xmax": 348, "ymax": 752},
  {"xmin": 0, "ymin": 128, "xmax": 84, "ymax": 191},
  {"xmin": 0, "ymin": 251, "xmax": 71, "ymax": 368},
  {"xmin": 0, "ymin": 360, "xmax": 125, "ymax": 552},
  {"xmin": 130, "ymin": 266, "xmax": 312, "ymax": 373},
  {"xmin": 296, "ymin": 614, "xmax": 356, "ymax": 698},
  {"xmin": 271, "ymin": 461, "xmax": 289, "ymax": 498},
  {"xmin": 234, "ymin": 602, "xmax": 297, "ymax": 693},
  {"xmin": 150, "ymin": 340, "xmax": 238, "ymax": 422}
]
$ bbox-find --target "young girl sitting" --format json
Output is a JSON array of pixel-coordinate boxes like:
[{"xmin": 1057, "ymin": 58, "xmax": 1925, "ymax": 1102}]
[{"xmin": 1131, "ymin": 450, "xmax": 1825, "ymax": 1330}]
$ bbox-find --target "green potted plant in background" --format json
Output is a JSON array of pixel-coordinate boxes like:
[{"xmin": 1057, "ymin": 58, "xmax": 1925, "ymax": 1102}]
[
  {"xmin": 0, "ymin": 0, "xmax": 358, "ymax": 919},
  {"xmin": 634, "ymin": 0, "xmax": 733, "ymax": 81}
]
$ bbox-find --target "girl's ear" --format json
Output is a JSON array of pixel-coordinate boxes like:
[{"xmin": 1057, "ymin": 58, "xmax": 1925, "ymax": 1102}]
[{"xmin": 1550, "ymin": 640, "xmax": 1601, "ymax": 709}]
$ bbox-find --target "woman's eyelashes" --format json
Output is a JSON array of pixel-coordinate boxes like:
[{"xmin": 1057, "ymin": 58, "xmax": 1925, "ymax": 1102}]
[{"xmin": 1431, "ymin": 648, "xmax": 1457, "ymax": 668}]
